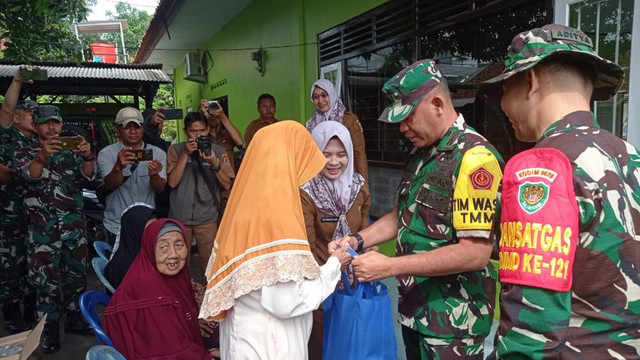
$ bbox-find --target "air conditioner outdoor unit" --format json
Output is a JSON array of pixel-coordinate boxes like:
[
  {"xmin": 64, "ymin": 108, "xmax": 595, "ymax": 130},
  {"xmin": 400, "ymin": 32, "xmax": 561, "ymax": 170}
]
[{"xmin": 184, "ymin": 52, "xmax": 206, "ymax": 83}]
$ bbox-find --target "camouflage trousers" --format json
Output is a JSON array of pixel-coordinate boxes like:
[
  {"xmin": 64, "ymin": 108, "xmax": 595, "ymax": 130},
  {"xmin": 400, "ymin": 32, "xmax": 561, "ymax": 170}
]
[
  {"xmin": 402, "ymin": 326, "xmax": 485, "ymax": 360},
  {"xmin": 0, "ymin": 219, "xmax": 30, "ymax": 305},
  {"xmin": 28, "ymin": 225, "xmax": 88, "ymax": 322}
]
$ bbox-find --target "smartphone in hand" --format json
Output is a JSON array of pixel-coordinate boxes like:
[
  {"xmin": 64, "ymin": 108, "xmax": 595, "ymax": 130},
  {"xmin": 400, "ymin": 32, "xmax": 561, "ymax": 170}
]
[
  {"xmin": 130, "ymin": 148, "xmax": 154, "ymax": 161},
  {"xmin": 54, "ymin": 136, "xmax": 80, "ymax": 150},
  {"xmin": 19, "ymin": 67, "xmax": 48, "ymax": 82},
  {"xmin": 159, "ymin": 108, "xmax": 184, "ymax": 120}
]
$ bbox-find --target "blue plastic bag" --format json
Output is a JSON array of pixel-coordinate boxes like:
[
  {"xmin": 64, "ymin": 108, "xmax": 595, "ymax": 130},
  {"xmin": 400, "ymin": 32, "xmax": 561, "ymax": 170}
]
[{"xmin": 322, "ymin": 273, "xmax": 397, "ymax": 360}]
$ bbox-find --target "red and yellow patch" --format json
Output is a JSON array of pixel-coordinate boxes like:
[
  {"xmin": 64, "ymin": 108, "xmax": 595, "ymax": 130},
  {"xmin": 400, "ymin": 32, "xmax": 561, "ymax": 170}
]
[
  {"xmin": 453, "ymin": 146, "xmax": 502, "ymax": 231},
  {"xmin": 470, "ymin": 167, "xmax": 493, "ymax": 190},
  {"xmin": 498, "ymin": 148, "xmax": 578, "ymax": 292}
]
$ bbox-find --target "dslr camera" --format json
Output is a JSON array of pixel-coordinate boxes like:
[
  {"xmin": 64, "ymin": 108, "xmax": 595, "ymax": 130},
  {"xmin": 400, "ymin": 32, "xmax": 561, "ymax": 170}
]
[
  {"xmin": 196, "ymin": 136, "xmax": 213, "ymax": 157},
  {"xmin": 208, "ymin": 100, "xmax": 220, "ymax": 111}
]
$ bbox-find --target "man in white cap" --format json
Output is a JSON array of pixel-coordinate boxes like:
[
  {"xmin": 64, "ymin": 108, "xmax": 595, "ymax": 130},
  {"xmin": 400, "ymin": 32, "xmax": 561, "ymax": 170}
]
[{"xmin": 98, "ymin": 107, "xmax": 167, "ymax": 238}]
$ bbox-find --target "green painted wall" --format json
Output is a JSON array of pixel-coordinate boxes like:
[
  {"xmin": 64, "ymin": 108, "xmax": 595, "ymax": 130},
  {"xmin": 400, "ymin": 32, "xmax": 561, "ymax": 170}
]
[
  {"xmin": 173, "ymin": 61, "xmax": 203, "ymax": 140},
  {"xmin": 172, "ymin": 0, "xmax": 386, "ymax": 142}
]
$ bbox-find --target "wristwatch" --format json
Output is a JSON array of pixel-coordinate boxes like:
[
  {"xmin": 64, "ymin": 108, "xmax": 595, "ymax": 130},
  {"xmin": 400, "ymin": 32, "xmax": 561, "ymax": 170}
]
[{"xmin": 350, "ymin": 233, "xmax": 364, "ymax": 253}]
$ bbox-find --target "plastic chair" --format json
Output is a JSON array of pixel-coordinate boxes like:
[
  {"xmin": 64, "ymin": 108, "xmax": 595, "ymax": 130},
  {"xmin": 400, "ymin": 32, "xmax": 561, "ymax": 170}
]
[
  {"xmin": 93, "ymin": 241, "xmax": 113, "ymax": 261},
  {"xmin": 92, "ymin": 257, "xmax": 116, "ymax": 294},
  {"xmin": 80, "ymin": 291, "xmax": 114, "ymax": 347},
  {"xmin": 85, "ymin": 345, "xmax": 125, "ymax": 360}
]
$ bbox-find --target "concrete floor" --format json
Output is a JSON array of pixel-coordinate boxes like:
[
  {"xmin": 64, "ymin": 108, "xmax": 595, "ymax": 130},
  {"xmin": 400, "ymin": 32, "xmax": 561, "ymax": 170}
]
[
  {"xmin": 0, "ymin": 250, "xmax": 208, "ymax": 360},
  {"xmin": 1, "ymin": 252, "xmax": 412, "ymax": 360}
]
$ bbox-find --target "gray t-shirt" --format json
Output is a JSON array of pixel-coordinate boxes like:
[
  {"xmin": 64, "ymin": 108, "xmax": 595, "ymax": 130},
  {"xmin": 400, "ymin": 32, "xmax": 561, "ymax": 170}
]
[{"xmin": 97, "ymin": 141, "xmax": 167, "ymax": 235}]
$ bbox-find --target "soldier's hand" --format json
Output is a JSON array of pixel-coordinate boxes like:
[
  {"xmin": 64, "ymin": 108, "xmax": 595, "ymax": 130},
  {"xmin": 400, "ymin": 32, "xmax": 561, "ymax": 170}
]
[
  {"xmin": 75, "ymin": 136, "xmax": 93, "ymax": 160},
  {"xmin": 41, "ymin": 138, "xmax": 61, "ymax": 158},
  {"xmin": 0, "ymin": 164, "xmax": 12, "ymax": 184},
  {"xmin": 364, "ymin": 245, "xmax": 379, "ymax": 253},
  {"xmin": 185, "ymin": 138, "xmax": 198, "ymax": 155},
  {"xmin": 147, "ymin": 159, "xmax": 163, "ymax": 177},
  {"xmin": 116, "ymin": 147, "xmax": 136, "ymax": 169},
  {"xmin": 352, "ymin": 251, "xmax": 392, "ymax": 282},
  {"xmin": 200, "ymin": 150, "xmax": 219, "ymax": 167},
  {"xmin": 14, "ymin": 65, "xmax": 34, "ymax": 84}
]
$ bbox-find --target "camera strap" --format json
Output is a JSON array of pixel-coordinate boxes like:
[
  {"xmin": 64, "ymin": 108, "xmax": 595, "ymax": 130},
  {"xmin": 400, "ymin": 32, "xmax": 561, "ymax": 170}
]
[{"xmin": 194, "ymin": 156, "xmax": 221, "ymax": 210}]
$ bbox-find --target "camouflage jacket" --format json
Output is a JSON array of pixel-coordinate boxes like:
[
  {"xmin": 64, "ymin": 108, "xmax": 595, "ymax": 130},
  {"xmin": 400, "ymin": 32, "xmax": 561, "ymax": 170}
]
[
  {"xmin": 497, "ymin": 111, "xmax": 640, "ymax": 359},
  {"xmin": 17, "ymin": 140, "xmax": 96, "ymax": 236},
  {"xmin": 0, "ymin": 126, "xmax": 34, "ymax": 219},
  {"xmin": 396, "ymin": 115, "xmax": 503, "ymax": 344}
]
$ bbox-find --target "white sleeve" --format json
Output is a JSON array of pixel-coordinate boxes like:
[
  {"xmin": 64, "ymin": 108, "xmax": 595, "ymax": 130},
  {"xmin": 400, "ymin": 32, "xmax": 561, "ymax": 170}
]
[{"xmin": 260, "ymin": 256, "xmax": 341, "ymax": 319}]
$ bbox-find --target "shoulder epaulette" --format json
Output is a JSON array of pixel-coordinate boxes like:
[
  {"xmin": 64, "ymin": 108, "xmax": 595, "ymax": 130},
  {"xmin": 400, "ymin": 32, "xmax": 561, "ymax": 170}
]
[{"xmin": 443, "ymin": 129, "xmax": 464, "ymax": 151}]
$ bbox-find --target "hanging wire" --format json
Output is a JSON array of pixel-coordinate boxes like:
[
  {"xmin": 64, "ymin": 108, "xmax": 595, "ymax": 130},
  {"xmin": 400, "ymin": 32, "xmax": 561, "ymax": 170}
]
[{"xmin": 6, "ymin": 36, "xmax": 318, "ymax": 53}]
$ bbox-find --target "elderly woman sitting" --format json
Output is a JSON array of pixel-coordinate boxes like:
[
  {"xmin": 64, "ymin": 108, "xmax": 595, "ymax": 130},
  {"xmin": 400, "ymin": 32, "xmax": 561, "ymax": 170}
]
[{"xmin": 103, "ymin": 219, "xmax": 212, "ymax": 360}]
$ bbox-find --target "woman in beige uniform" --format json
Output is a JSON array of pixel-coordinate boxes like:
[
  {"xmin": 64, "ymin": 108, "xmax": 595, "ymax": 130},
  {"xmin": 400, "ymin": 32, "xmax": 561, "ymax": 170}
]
[
  {"xmin": 306, "ymin": 79, "xmax": 368, "ymax": 182},
  {"xmin": 300, "ymin": 121, "xmax": 370, "ymax": 360}
]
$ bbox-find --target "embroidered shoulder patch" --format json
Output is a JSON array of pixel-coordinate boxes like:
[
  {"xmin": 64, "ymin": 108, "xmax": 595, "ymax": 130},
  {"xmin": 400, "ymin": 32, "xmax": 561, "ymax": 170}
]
[
  {"xmin": 470, "ymin": 167, "xmax": 494, "ymax": 190},
  {"xmin": 518, "ymin": 181, "xmax": 549, "ymax": 214},
  {"xmin": 452, "ymin": 146, "xmax": 502, "ymax": 232}
]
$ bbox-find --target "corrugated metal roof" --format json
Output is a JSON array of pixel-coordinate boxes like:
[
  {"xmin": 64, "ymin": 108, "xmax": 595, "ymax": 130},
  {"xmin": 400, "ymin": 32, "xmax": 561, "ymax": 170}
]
[
  {"xmin": 0, "ymin": 61, "xmax": 172, "ymax": 98},
  {"xmin": 0, "ymin": 63, "xmax": 171, "ymax": 82}
]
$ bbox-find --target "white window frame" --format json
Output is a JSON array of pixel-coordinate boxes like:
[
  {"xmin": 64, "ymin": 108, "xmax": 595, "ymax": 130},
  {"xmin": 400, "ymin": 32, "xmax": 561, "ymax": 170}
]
[
  {"xmin": 320, "ymin": 61, "xmax": 343, "ymax": 98},
  {"xmin": 555, "ymin": 0, "xmax": 640, "ymax": 147}
]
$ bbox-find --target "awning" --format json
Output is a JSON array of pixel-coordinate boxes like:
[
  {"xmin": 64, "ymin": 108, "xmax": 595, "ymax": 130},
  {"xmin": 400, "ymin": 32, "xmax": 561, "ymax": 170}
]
[{"xmin": 0, "ymin": 60, "xmax": 171, "ymax": 98}]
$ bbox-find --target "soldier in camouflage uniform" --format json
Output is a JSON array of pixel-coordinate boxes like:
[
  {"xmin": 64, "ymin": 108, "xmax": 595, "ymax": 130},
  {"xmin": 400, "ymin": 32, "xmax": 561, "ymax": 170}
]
[
  {"xmin": 334, "ymin": 60, "xmax": 503, "ymax": 359},
  {"xmin": 0, "ymin": 99, "xmax": 38, "ymax": 334},
  {"xmin": 485, "ymin": 24, "xmax": 640, "ymax": 358},
  {"xmin": 18, "ymin": 105, "xmax": 96, "ymax": 354}
]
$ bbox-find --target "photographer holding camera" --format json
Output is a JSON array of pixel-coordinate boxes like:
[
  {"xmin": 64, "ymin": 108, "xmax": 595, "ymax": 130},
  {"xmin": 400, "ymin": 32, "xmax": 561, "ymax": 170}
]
[
  {"xmin": 167, "ymin": 112, "xmax": 234, "ymax": 271},
  {"xmin": 202, "ymin": 99, "xmax": 243, "ymax": 171},
  {"xmin": 98, "ymin": 107, "xmax": 167, "ymax": 239}
]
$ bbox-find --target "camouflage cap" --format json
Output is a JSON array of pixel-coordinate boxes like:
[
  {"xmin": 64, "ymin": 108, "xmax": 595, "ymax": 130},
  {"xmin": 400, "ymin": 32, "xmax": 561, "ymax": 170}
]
[
  {"xmin": 34, "ymin": 105, "xmax": 62, "ymax": 123},
  {"xmin": 378, "ymin": 59, "xmax": 443, "ymax": 123},
  {"xmin": 485, "ymin": 23, "xmax": 624, "ymax": 101},
  {"xmin": 15, "ymin": 100, "xmax": 38, "ymax": 111}
]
